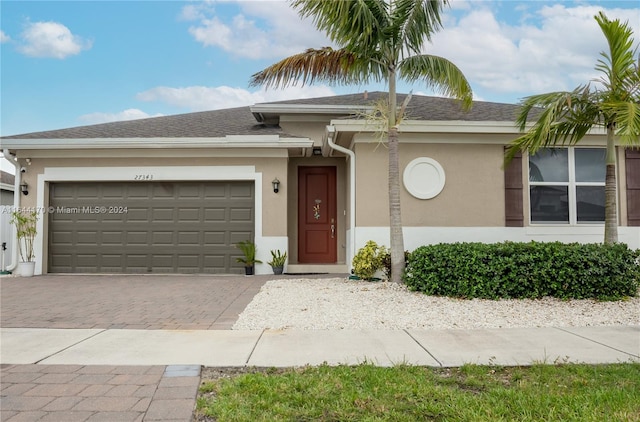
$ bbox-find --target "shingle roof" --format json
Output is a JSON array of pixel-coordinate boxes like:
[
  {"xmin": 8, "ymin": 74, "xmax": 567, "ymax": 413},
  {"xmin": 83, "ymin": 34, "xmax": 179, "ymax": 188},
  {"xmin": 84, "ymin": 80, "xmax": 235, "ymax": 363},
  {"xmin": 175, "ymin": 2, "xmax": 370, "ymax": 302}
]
[
  {"xmin": 260, "ymin": 91, "xmax": 525, "ymax": 121},
  {"xmin": 2, "ymin": 92, "xmax": 524, "ymax": 139},
  {"xmin": 2, "ymin": 106, "xmax": 285, "ymax": 139}
]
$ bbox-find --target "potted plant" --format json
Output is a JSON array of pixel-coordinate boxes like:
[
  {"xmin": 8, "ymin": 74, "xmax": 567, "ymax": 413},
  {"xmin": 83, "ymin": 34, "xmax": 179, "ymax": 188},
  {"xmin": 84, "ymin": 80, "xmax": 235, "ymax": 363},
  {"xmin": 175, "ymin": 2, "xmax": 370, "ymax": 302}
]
[
  {"xmin": 267, "ymin": 249, "xmax": 287, "ymax": 275},
  {"xmin": 236, "ymin": 240, "xmax": 262, "ymax": 275},
  {"xmin": 10, "ymin": 210, "xmax": 39, "ymax": 277}
]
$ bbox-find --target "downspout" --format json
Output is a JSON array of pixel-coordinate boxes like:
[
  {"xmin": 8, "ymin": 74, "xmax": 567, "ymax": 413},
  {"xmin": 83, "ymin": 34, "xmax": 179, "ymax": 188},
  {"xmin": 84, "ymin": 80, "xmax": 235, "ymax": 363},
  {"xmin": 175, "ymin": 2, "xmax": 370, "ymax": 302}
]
[
  {"xmin": 3, "ymin": 149, "xmax": 20, "ymax": 272},
  {"xmin": 325, "ymin": 126, "xmax": 356, "ymax": 270}
]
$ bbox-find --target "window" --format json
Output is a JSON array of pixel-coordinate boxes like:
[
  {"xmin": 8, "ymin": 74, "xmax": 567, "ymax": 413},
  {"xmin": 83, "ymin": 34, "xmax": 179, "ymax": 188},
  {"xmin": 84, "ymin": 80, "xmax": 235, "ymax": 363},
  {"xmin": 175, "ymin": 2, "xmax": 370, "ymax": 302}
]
[{"xmin": 529, "ymin": 148, "xmax": 606, "ymax": 224}]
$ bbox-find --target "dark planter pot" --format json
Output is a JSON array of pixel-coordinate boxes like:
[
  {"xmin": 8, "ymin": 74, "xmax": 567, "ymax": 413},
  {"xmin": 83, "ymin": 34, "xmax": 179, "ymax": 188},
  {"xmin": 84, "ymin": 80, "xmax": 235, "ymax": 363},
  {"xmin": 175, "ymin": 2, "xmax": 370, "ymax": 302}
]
[
  {"xmin": 244, "ymin": 266, "xmax": 254, "ymax": 276},
  {"xmin": 271, "ymin": 266, "xmax": 284, "ymax": 275}
]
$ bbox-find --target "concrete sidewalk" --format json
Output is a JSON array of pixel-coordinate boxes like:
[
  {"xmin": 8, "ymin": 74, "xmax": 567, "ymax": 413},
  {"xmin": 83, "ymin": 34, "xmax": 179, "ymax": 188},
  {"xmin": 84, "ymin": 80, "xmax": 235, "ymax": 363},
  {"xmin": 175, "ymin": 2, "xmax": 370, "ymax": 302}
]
[
  {"xmin": 2, "ymin": 326, "xmax": 638, "ymax": 368},
  {"xmin": 1, "ymin": 326, "xmax": 638, "ymax": 421}
]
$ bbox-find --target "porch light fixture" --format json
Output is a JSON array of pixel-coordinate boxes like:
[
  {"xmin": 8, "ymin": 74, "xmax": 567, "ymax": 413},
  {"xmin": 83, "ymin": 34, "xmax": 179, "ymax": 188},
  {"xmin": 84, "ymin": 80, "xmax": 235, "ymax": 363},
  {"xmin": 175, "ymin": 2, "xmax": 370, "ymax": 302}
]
[
  {"xmin": 20, "ymin": 183, "xmax": 29, "ymax": 196},
  {"xmin": 272, "ymin": 177, "xmax": 280, "ymax": 193},
  {"xmin": 312, "ymin": 147, "xmax": 322, "ymax": 156}
]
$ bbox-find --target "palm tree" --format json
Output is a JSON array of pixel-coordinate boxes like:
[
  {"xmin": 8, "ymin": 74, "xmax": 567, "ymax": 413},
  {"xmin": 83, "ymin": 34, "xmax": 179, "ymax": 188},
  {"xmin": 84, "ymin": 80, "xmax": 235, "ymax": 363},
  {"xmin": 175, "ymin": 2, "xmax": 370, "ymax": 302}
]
[
  {"xmin": 250, "ymin": 0, "xmax": 472, "ymax": 282},
  {"xmin": 506, "ymin": 12, "xmax": 640, "ymax": 244}
]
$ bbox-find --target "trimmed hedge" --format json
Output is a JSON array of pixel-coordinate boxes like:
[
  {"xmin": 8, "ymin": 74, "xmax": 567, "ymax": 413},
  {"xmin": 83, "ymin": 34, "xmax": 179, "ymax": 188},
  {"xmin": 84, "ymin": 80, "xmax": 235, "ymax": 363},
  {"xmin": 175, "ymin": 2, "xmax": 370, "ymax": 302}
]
[{"xmin": 403, "ymin": 242, "xmax": 640, "ymax": 300}]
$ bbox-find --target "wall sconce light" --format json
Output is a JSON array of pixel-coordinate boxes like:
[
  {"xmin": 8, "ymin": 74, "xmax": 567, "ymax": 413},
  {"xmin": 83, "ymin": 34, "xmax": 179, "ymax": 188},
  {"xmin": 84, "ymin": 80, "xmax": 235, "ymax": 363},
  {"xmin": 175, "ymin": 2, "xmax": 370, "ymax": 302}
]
[
  {"xmin": 272, "ymin": 177, "xmax": 280, "ymax": 193},
  {"xmin": 312, "ymin": 147, "xmax": 322, "ymax": 156},
  {"xmin": 20, "ymin": 183, "xmax": 29, "ymax": 196}
]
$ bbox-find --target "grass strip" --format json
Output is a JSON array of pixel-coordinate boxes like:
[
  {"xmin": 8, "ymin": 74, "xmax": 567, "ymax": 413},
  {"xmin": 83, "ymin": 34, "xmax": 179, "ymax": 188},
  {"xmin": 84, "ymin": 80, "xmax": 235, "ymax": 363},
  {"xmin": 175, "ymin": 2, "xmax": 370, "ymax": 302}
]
[{"xmin": 196, "ymin": 363, "xmax": 640, "ymax": 421}]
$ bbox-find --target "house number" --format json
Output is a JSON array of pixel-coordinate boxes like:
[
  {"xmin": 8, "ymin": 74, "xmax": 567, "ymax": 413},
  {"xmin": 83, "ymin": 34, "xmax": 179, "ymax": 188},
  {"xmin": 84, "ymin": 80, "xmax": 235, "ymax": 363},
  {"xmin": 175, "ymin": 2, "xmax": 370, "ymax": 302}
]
[{"xmin": 134, "ymin": 174, "xmax": 154, "ymax": 181}]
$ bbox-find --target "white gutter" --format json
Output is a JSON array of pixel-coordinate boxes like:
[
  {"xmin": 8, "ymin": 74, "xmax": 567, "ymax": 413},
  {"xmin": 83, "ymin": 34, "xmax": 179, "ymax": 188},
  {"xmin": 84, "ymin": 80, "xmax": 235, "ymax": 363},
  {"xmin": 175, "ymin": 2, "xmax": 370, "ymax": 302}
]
[
  {"xmin": 0, "ymin": 136, "xmax": 313, "ymax": 150},
  {"xmin": 325, "ymin": 126, "xmax": 356, "ymax": 270},
  {"xmin": 2, "ymin": 149, "xmax": 19, "ymax": 272}
]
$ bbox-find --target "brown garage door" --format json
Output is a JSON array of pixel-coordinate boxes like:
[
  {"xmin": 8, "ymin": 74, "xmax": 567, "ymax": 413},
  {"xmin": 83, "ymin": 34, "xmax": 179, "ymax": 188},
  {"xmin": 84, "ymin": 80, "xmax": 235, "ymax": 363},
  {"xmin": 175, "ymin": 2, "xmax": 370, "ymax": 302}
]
[{"xmin": 48, "ymin": 181, "xmax": 254, "ymax": 274}]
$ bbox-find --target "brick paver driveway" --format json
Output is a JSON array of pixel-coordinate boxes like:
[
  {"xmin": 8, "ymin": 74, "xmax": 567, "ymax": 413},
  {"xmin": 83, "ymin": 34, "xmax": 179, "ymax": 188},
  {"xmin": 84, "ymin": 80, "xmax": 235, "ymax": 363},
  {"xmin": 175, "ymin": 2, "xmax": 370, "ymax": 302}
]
[{"xmin": 0, "ymin": 274, "xmax": 270, "ymax": 330}]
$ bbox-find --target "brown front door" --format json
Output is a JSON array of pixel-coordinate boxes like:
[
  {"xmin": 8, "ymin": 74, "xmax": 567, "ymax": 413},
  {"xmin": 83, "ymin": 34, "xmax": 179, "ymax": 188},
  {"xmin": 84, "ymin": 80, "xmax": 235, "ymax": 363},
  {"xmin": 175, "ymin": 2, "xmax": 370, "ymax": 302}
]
[{"xmin": 298, "ymin": 166, "xmax": 337, "ymax": 263}]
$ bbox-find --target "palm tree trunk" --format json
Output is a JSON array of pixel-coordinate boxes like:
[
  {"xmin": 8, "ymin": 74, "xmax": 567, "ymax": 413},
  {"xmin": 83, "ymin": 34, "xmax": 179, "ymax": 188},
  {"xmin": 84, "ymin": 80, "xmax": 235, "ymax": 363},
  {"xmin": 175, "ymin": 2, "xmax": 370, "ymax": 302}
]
[
  {"xmin": 388, "ymin": 67, "xmax": 405, "ymax": 283},
  {"xmin": 604, "ymin": 123, "xmax": 618, "ymax": 244}
]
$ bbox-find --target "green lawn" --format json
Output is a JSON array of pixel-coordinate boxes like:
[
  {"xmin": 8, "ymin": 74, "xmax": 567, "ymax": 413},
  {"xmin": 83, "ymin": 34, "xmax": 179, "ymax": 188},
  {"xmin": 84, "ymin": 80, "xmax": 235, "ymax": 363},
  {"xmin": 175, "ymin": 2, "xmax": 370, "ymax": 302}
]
[{"xmin": 195, "ymin": 363, "xmax": 640, "ymax": 421}]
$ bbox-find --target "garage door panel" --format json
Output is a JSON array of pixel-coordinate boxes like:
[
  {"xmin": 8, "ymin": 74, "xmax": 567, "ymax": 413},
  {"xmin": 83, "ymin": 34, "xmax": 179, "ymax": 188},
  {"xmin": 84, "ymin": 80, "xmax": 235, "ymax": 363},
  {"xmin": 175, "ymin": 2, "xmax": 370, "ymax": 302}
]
[
  {"xmin": 203, "ymin": 232, "xmax": 226, "ymax": 245},
  {"xmin": 204, "ymin": 208, "xmax": 226, "ymax": 221},
  {"xmin": 230, "ymin": 208, "xmax": 253, "ymax": 222},
  {"xmin": 152, "ymin": 208, "xmax": 174, "ymax": 221},
  {"xmin": 177, "ymin": 185, "xmax": 200, "ymax": 198},
  {"xmin": 102, "ymin": 185, "xmax": 124, "ymax": 198},
  {"xmin": 177, "ymin": 232, "xmax": 200, "ymax": 245},
  {"xmin": 77, "ymin": 232, "xmax": 98, "ymax": 244},
  {"xmin": 50, "ymin": 231, "xmax": 73, "ymax": 246},
  {"xmin": 127, "ymin": 209, "xmax": 150, "ymax": 222},
  {"xmin": 126, "ymin": 232, "xmax": 149, "ymax": 245},
  {"xmin": 127, "ymin": 185, "xmax": 150, "ymax": 198},
  {"xmin": 230, "ymin": 184, "xmax": 252, "ymax": 197},
  {"xmin": 152, "ymin": 184, "xmax": 174, "ymax": 197},
  {"xmin": 204, "ymin": 185, "xmax": 226, "ymax": 198},
  {"xmin": 178, "ymin": 208, "xmax": 200, "ymax": 222},
  {"xmin": 48, "ymin": 181, "xmax": 254, "ymax": 274},
  {"xmin": 152, "ymin": 232, "xmax": 174, "ymax": 245}
]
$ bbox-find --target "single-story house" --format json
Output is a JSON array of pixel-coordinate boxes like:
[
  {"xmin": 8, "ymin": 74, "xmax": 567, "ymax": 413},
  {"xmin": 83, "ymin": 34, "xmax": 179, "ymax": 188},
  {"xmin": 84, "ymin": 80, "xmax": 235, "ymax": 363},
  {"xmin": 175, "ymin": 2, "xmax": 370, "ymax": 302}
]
[{"xmin": 1, "ymin": 92, "xmax": 638, "ymax": 275}]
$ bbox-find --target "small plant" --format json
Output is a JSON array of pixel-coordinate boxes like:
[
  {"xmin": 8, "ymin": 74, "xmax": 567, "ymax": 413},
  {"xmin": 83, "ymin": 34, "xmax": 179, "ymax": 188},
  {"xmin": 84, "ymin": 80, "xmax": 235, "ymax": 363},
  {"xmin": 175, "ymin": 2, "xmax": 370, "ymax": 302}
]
[
  {"xmin": 10, "ymin": 210, "xmax": 39, "ymax": 262},
  {"xmin": 352, "ymin": 240, "xmax": 388, "ymax": 280},
  {"xmin": 267, "ymin": 249, "xmax": 287, "ymax": 275},
  {"xmin": 268, "ymin": 250, "xmax": 287, "ymax": 267},
  {"xmin": 236, "ymin": 240, "xmax": 262, "ymax": 267}
]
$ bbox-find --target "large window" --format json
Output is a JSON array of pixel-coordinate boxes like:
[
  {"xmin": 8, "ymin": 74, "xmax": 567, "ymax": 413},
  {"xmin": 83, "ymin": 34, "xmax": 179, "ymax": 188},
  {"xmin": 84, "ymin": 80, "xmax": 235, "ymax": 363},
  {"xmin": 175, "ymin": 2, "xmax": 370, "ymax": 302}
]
[{"xmin": 529, "ymin": 148, "xmax": 606, "ymax": 224}]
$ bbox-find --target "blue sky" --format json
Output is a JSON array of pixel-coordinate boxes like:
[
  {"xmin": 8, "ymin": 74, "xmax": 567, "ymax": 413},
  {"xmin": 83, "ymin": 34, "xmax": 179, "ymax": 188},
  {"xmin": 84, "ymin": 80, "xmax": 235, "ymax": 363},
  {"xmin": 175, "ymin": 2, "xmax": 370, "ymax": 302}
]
[{"xmin": 1, "ymin": 0, "xmax": 639, "ymax": 139}]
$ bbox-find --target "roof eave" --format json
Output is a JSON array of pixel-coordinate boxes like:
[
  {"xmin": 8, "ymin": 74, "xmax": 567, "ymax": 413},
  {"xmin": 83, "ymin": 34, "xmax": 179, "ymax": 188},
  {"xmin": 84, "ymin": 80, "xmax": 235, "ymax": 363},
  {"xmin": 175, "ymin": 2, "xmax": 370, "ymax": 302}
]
[{"xmin": 1, "ymin": 136, "xmax": 313, "ymax": 150}]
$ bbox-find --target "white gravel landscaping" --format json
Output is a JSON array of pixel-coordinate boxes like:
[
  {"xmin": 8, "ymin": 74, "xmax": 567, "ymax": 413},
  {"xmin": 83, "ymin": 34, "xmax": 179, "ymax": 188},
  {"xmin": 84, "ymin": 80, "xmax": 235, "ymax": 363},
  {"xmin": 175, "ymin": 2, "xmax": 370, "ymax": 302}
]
[{"xmin": 233, "ymin": 277, "xmax": 640, "ymax": 330}]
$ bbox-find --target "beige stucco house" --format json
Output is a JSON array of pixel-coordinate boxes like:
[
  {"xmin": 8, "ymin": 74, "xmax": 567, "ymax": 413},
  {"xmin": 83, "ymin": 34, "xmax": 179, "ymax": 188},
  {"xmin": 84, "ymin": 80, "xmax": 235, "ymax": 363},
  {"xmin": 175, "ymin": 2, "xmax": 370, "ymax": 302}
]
[{"xmin": 1, "ymin": 92, "xmax": 639, "ymax": 275}]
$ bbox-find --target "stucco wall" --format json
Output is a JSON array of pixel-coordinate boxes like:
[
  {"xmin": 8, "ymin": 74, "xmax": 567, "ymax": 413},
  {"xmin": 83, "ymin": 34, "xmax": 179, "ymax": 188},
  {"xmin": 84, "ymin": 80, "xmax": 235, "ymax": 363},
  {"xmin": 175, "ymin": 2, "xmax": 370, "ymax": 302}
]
[{"xmin": 355, "ymin": 141, "xmax": 506, "ymax": 227}]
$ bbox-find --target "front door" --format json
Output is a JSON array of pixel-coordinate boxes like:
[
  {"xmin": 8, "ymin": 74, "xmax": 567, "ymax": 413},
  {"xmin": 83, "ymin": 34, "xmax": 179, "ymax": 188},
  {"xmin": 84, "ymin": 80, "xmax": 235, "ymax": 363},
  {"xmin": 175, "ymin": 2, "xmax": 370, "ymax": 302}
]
[{"xmin": 298, "ymin": 166, "xmax": 337, "ymax": 263}]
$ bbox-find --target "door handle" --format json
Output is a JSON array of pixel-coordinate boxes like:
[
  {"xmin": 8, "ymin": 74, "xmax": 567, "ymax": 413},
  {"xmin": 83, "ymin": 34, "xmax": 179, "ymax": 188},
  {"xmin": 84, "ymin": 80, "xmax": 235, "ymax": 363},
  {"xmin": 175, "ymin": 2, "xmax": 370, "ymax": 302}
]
[{"xmin": 331, "ymin": 224, "xmax": 335, "ymax": 238}]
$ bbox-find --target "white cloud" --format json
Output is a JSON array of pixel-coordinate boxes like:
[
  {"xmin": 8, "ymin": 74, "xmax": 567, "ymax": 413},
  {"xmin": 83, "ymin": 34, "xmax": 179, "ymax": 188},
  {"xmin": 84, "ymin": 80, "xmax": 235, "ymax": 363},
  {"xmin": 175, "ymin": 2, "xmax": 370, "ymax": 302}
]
[
  {"xmin": 0, "ymin": 30, "xmax": 10, "ymax": 43},
  {"xmin": 426, "ymin": 4, "xmax": 640, "ymax": 100},
  {"xmin": 18, "ymin": 21, "xmax": 91, "ymax": 59},
  {"xmin": 136, "ymin": 85, "xmax": 336, "ymax": 111},
  {"xmin": 79, "ymin": 109, "xmax": 163, "ymax": 125},
  {"xmin": 183, "ymin": 0, "xmax": 331, "ymax": 59}
]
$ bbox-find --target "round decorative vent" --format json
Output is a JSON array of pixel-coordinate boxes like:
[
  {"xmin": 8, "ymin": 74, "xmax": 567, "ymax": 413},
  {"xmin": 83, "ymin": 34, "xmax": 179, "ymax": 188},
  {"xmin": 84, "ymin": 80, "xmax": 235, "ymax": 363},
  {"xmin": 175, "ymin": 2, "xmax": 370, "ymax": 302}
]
[{"xmin": 403, "ymin": 157, "xmax": 446, "ymax": 199}]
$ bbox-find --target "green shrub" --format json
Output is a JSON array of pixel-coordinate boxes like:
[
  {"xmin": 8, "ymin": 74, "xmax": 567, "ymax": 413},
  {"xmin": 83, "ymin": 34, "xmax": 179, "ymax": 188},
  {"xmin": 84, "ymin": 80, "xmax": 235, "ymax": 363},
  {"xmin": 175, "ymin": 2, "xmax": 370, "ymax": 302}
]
[
  {"xmin": 403, "ymin": 241, "xmax": 639, "ymax": 301},
  {"xmin": 352, "ymin": 240, "xmax": 388, "ymax": 280}
]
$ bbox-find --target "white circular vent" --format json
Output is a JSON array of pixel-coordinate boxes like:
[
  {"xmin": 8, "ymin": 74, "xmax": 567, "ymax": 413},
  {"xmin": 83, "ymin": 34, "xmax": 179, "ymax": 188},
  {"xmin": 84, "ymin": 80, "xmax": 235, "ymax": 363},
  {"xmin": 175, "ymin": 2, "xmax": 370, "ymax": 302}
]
[{"xmin": 403, "ymin": 157, "xmax": 446, "ymax": 199}]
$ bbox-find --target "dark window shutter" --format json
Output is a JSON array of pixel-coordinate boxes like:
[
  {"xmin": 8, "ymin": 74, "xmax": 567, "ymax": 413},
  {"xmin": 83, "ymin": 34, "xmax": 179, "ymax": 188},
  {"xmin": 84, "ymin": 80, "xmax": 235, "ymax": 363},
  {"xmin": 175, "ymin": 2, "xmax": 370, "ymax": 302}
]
[
  {"xmin": 504, "ymin": 149, "xmax": 523, "ymax": 227},
  {"xmin": 626, "ymin": 148, "xmax": 640, "ymax": 226}
]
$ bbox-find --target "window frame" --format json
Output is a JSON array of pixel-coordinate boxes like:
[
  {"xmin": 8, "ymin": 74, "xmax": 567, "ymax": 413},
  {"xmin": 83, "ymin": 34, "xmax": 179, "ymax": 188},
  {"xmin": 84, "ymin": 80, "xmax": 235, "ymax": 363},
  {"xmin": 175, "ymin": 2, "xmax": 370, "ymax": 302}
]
[{"xmin": 527, "ymin": 147, "xmax": 606, "ymax": 225}]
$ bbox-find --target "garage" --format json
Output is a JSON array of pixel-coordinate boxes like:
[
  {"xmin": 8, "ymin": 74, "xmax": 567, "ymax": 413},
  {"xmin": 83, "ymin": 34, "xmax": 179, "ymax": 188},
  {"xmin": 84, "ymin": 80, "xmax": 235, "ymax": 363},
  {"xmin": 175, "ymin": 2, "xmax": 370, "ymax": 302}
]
[{"xmin": 48, "ymin": 181, "xmax": 255, "ymax": 274}]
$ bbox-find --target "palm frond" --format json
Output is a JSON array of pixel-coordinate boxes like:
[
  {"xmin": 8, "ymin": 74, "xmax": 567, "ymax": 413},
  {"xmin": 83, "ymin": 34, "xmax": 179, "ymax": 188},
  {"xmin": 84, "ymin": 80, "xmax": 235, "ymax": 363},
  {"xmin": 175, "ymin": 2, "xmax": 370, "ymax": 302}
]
[
  {"xmin": 505, "ymin": 88, "xmax": 604, "ymax": 166},
  {"xmin": 391, "ymin": 0, "xmax": 447, "ymax": 53},
  {"xmin": 292, "ymin": 0, "xmax": 389, "ymax": 53},
  {"xmin": 399, "ymin": 54, "xmax": 472, "ymax": 109},
  {"xmin": 594, "ymin": 11, "xmax": 638, "ymax": 98},
  {"xmin": 249, "ymin": 47, "xmax": 383, "ymax": 89},
  {"xmin": 603, "ymin": 100, "xmax": 640, "ymax": 145}
]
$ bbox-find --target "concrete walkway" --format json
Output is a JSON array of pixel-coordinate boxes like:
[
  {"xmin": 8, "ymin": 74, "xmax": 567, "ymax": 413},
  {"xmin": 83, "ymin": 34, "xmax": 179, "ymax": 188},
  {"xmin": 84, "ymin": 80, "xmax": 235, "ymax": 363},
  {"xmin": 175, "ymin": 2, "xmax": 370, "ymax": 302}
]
[{"xmin": 2, "ymin": 326, "xmax": 638, "ymax": 368}]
